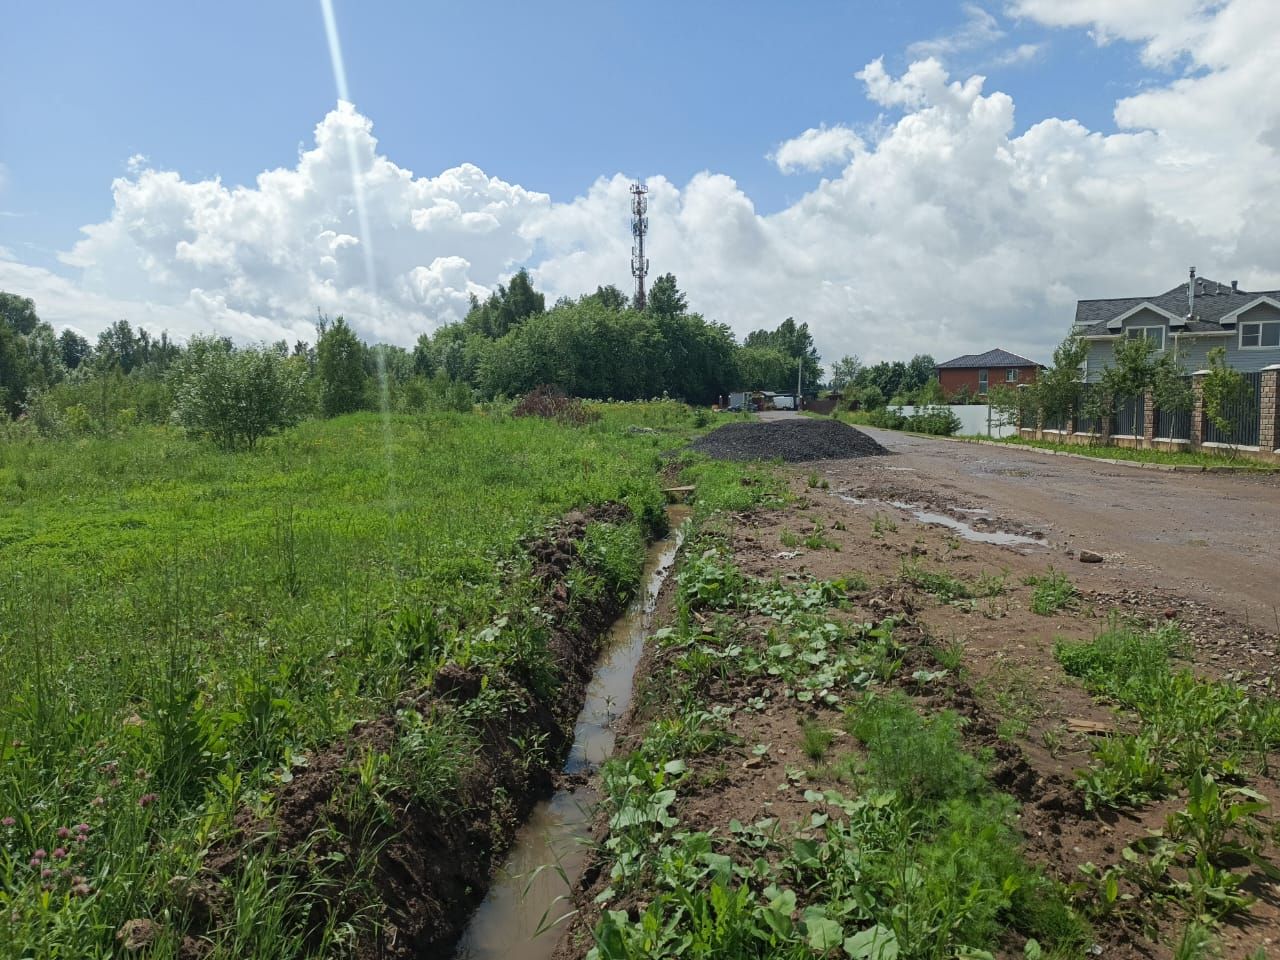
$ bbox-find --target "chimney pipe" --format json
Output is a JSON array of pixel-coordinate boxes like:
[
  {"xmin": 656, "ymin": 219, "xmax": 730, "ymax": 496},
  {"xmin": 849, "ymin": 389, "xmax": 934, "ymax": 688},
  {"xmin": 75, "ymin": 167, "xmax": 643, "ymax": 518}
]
[
  {"xmin": 1188, "ymin": 266, "xmax": 1196, "ymax": 318},
  {"xmin": 1232, "ymin": 280, "xmax": 1238, "ymax": 292}
]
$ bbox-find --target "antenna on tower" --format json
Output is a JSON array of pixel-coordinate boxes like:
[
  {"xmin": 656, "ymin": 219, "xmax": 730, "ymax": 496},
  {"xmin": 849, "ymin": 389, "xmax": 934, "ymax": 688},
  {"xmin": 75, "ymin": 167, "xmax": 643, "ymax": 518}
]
[{"xmin": 630, "ymin": 182, "xmax": 649, "ymax": 310}]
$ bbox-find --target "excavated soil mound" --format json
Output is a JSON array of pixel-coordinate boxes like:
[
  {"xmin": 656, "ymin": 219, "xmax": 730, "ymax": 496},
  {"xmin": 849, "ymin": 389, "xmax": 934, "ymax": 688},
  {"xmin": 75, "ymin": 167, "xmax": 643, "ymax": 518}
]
[{"xmin": 692, "ymin": 418, "xmax": 888, "ymax": 463}]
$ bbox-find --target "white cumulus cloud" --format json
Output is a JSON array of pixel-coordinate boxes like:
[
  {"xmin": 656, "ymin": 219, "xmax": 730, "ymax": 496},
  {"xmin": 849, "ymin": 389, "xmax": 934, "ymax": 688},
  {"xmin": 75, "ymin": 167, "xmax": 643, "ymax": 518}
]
[
  {"xmin": 54, "ymin": 101, "xmax": 549, "ymax": 346},
  {"xmin": 4, "ymin": 0, "xmax": 1280, "ymax": 370},
  {"xmin": 771, "ymin": 125, "xmax": 864, "ymax": 174}
]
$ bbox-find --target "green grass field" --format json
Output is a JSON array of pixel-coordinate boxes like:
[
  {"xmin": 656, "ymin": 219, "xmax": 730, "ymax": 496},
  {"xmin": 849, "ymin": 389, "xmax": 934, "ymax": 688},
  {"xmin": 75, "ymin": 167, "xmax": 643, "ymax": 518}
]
[{"xmin": 0, "ymin": 403, "xmax": 700, "ymax": 958}]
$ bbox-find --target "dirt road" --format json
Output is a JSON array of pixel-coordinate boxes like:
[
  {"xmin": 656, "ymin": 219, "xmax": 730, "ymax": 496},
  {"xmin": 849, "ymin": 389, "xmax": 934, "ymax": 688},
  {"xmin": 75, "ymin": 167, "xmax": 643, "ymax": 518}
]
[{"xmin": 813, "ymin": 426, "xmax": 1280, "ymax": 627}]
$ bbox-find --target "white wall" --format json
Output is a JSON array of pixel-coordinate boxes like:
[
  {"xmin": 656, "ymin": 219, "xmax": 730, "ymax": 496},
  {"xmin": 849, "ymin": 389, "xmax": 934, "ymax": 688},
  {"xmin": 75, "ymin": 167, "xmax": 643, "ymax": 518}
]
[{"xmin": 895, "ymin": 404, "xmax": 1016, "ymax": 438}]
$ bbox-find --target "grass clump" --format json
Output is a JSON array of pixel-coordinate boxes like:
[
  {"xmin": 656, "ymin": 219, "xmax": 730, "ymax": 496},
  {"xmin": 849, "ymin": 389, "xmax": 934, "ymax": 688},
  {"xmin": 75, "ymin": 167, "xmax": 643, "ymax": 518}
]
[
  {"xmin": 847, "ymin": 693, "xmax": 985, "ymax": 804},
  {"xmin": 1025, "ymin": 568, "xmax": 1077, "ymax": 615},
  {"xmin": 800, "ymin": 720, "xmax": 834, "ymax": 762}
]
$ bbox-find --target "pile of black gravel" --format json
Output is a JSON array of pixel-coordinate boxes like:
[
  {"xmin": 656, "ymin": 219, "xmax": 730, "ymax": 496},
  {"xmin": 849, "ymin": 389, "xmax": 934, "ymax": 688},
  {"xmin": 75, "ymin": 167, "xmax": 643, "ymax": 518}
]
[{"xmin": 691, "ymin": 418, "xmax": 888, "ymax": 463}]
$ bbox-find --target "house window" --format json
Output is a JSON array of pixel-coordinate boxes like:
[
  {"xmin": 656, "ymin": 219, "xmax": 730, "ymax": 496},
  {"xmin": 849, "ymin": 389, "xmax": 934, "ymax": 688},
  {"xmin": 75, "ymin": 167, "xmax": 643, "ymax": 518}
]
[
  {"xmin": 1126, "ymin": 326, "xmax": 1166, "ymax": 350},
  {"xmin": 978, "ymin": 369, "xmax": 988, "ymax": 392},
  {"xmin": 1006, "ymin": 368, "xmax": 1018, "ymax": 382},
  {"xmin": 1240, "ymin": 320, "xmax": 1280, "ymax": 349}
]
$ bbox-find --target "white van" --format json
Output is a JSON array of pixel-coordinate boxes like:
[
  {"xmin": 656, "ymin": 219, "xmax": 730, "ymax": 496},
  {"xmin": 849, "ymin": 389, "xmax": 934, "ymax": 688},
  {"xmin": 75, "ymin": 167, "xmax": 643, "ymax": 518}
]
[{"xmin": 773, "ymin": 395, "xmax": 796, "ymax": 410}]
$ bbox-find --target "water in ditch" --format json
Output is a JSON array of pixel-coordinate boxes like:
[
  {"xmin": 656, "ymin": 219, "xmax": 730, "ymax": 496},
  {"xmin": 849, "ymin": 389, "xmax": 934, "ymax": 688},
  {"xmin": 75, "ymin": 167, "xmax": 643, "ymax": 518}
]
[{"xmin": 452, "ymin": 505, "xmax": 691, "ymax": 960}]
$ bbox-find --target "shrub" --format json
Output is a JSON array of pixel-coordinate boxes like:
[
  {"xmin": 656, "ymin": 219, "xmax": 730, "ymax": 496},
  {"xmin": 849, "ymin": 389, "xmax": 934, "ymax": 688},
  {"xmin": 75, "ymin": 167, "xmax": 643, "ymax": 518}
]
[
  {"xmin": 172, "ymin": 339, "xmax": 310, "ymax": 449},
  {"xmin": 906, "ymin": 404, "xmax": 962, "ymax": 436}
]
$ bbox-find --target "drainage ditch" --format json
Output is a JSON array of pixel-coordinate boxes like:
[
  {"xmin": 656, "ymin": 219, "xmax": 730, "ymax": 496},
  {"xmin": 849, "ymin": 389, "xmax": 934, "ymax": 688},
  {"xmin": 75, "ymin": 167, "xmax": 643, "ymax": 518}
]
[{"xmin": 452, "ymin": 505, "xmax": 691, "ymax": 960}]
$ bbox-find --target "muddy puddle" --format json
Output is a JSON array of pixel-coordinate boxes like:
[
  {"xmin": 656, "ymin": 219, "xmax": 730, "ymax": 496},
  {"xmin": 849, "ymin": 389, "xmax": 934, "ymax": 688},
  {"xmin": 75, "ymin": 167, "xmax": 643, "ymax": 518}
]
[
  {"xmin": 834, "ymin": 492, "xmax": 1044, "ymax": 547},
  {"xmin": 452, "ymin": 506, "xmax": 690, "ymax": 960}
]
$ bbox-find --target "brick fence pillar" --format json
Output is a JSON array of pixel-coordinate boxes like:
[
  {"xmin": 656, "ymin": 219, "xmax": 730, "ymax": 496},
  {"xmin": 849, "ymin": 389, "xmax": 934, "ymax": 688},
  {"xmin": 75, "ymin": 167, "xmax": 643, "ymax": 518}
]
[
  {"xmin": 1261, "ymin": 365, "xmax": 1280, "ymax": 452},
  {"xmin": 1191, "ymin": 371, "xmax": 1208, "ymax": 447},
  {"xmin": 1143, "ymin": 389, "xmax": 1156, "ymax": 447}
]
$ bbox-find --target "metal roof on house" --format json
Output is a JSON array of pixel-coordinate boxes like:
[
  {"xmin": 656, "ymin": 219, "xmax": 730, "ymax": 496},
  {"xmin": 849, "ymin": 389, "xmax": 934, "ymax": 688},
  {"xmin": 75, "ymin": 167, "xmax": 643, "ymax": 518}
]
[
  {"xmin": 936, "ymin": 348, "xmax": 1042, "ymax": 370},
  {"xmin": 1074, "ymin": 278, "xmax": 1280, "ymax": 336}
]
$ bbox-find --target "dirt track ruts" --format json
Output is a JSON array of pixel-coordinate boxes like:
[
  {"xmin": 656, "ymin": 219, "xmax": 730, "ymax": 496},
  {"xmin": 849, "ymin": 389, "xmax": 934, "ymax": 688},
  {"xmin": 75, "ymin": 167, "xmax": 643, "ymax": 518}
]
[{"xmin": 838, "ymin": 425, "xmax": 1280, "ymax": 628}]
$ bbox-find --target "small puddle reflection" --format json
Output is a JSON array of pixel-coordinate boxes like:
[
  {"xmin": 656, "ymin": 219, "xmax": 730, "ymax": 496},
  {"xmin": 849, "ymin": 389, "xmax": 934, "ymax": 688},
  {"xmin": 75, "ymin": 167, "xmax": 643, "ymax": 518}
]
[
  {"xmin": 835, "ymin": 494, "xmax": 1043, "ymax": 547},
  {"xmin": 453, "ymin": 506, "xmax": 691, "ymax": 960}
]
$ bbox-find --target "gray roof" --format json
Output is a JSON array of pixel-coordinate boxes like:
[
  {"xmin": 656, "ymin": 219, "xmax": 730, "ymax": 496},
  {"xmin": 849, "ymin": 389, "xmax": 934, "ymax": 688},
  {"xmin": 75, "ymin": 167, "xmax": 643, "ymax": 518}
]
[
  {"xmin": 1074, "ymin": 278, "xmax": 1280, "ymax": 336},
  {"xmin": 936, "ymin": 348, "xmax": 1042, "ymax": 370}
]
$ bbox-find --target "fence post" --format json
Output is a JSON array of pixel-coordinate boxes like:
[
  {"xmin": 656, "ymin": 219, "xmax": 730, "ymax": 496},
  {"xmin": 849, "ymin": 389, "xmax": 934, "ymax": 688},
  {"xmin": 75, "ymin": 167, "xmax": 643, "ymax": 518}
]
[
  {"xmin": 1191, "ymin": 370, "xmax": 1209, "ymax": 448},
  {"xmin": 1142, "ymin": 389, "xmax": 1155, "ymax": 448},
  {"xmin": 1261, "ymin": 365, "xmax": 1280, "ymax": 452}
]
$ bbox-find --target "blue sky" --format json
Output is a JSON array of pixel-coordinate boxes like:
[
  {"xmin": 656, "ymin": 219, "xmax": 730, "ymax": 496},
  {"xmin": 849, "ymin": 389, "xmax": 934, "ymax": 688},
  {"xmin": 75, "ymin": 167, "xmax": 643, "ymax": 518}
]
[
  {"xmin": 2, "ymin": 1, "xmax": 1145, "ymax": 267},
  {"xmin": 2, "ymin": 0, "xmax": 1276, "ymax": 365}
]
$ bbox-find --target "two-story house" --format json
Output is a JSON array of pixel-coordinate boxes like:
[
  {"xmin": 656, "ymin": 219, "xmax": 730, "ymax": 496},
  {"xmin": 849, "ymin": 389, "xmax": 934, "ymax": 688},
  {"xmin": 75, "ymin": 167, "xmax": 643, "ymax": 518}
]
[{"xmin": 1073, "ymin": 268, "xmax": 1280, "ymax": 379}]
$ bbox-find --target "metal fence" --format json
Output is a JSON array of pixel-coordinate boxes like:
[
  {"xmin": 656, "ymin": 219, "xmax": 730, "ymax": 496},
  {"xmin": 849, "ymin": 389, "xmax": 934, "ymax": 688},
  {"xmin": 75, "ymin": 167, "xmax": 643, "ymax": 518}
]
[
  {"xmin": 1154, "ymin": 377, "xmax": 1192, "ymax": 440},
  {"xmin": 1204, "ymin": 371, "xmax": 1262, "ymax": 447},
  {"xmin": 1154, "ymin": 406, "xmax": 1191, "ymax": 441},
  {"xmin": 1074, "ymin": 384, "xmax": 1098, "ymax": 434},
  {"xmin": 1114, "ymin": 393, "xmax": 1145, "ymax": 437},
  {"xmin": 1042, "ymin": 410, "xmax": 1067, "ymax": 432}
]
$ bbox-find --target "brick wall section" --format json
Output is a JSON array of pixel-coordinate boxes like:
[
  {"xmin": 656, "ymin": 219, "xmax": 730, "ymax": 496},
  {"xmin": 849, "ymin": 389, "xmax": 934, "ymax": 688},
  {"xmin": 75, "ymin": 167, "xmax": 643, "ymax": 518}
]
[
  {"xmin": 938, "ymin": 365, "xmax": 1038, "ymax": 398},
  {"xmin": 1191, "ymin": 373, "xmax": 1207, "ymax": 445},
  {"xmin": 1142, "ymin": 389, "xmax": 1155, "ymax": 447},
  {"xmin": 1262, "ymin": 366, "xmax": 1280, "ymax": 452}
]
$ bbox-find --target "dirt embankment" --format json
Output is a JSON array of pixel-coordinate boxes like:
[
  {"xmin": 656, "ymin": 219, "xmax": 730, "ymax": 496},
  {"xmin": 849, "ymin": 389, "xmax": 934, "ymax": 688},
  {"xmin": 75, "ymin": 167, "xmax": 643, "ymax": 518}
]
[{"xmin": 179, "ymin": 503, "xmax": 639, "ymax": 960}]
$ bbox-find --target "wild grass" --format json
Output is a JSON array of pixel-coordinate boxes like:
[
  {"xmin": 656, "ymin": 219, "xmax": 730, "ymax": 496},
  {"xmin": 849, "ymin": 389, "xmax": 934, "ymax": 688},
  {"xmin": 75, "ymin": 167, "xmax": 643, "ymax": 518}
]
[
  {"xmin": 986, "ymin": 436, "xmax": 1278, "ymax": 471},
  {"xmin": 1025, "ymin": 568, "xmax": 1077, "ymax": 615},
  {"xmin": 0, "ymin": 408, "xmax": 689, "ymax": 958}
]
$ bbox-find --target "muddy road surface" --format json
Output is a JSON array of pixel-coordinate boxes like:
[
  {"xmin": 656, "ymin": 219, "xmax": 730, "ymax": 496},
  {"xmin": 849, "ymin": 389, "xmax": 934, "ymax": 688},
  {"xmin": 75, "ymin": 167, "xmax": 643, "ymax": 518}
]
[{"xmin": 844, "ymin": 427, "xmax": 1280, "ymax": 629}]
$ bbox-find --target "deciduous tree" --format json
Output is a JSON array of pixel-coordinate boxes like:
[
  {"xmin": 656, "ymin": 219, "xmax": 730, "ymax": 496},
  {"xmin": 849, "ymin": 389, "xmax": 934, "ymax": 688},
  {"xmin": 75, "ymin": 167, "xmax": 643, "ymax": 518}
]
[{"xmin": 316, "ymin": 316, "xmax": 368, "ymax": 417}]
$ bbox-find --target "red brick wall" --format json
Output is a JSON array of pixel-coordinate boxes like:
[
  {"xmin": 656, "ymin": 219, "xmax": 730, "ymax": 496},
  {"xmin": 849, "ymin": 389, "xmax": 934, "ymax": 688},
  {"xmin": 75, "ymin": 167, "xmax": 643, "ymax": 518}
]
[{"xmin": 938, "ymin": 365, "xmax": 1038, "ymax": 397}]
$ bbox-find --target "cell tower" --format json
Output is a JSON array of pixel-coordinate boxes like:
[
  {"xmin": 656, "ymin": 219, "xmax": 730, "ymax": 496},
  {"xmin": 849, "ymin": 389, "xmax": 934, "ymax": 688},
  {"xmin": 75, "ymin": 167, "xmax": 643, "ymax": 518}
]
[{"xmin": 630, "ymin": 182, "xmax": 649, "ymax": 310}]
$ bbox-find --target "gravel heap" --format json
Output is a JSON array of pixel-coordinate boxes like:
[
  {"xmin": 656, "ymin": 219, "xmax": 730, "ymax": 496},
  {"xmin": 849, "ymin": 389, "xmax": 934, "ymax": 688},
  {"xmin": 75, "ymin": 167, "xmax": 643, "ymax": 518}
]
[{"xmin": 691, "ymin": 418, "xmax": 888, "ymax": 463}]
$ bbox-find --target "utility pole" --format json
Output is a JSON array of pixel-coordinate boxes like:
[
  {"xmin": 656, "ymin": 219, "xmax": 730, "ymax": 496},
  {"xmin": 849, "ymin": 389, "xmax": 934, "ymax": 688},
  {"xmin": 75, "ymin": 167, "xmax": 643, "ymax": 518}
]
[
  {"xmin": 631, "ymin": 183, "xmax": 649, "ymax": 310},
  {"xmin": 797, "ymin": 356, "xmax": 803, "ymax": 410}
]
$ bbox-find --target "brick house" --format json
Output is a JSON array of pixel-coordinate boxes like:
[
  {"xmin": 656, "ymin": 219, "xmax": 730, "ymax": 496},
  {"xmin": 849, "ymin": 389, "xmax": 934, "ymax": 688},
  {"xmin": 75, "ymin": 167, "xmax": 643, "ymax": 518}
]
[{"xmin": 935, "ymin": 348, "xmax": 1042, "ymax": 398}]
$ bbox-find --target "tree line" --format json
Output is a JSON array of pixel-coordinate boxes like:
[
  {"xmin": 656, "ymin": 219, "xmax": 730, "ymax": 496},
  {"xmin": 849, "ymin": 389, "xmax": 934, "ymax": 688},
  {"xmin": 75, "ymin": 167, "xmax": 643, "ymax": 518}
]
[
  {"xmin": 1, "ymin": 272, "xmax": 825, "ymax": 448},
  {"xmin": 824, "ymin": 352, "xmax": 941, "ymax": 409}
]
